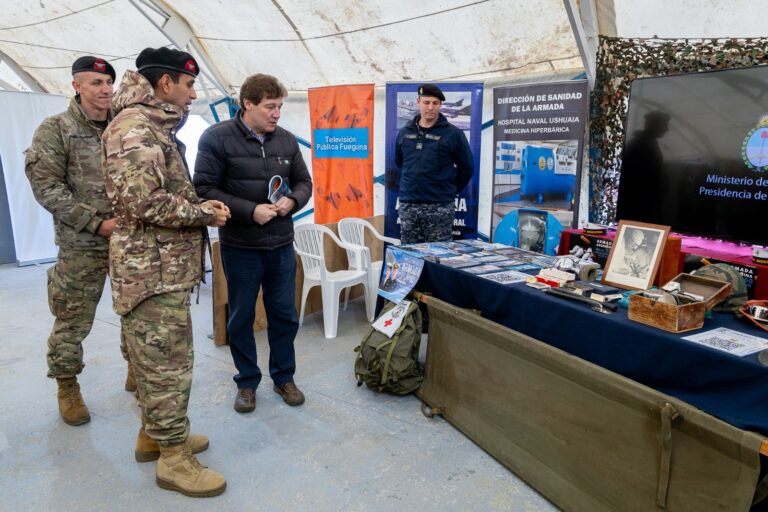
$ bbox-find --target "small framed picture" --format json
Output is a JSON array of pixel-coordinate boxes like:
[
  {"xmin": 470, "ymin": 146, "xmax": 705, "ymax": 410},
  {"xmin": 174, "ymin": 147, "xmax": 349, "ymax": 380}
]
[{"xmin": 602, "ymin": 220, "xmax": 671, "ymax": 290}]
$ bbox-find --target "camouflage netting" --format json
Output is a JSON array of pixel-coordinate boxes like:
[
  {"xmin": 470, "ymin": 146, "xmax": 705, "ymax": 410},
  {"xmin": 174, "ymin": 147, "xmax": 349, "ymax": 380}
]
[{"xmin": 589, "ymin": 36, "xmax": 768, "ymax": 224}]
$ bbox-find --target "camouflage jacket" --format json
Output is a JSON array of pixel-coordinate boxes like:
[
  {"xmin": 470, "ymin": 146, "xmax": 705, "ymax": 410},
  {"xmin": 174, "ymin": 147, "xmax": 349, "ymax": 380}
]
[
  {"xmin": 25, "ymin": 98, "xmax": 113, "ymax": 250},
  {"xmin": 102, "ymin": 70, "xmax": 215, "ymax": 315}
]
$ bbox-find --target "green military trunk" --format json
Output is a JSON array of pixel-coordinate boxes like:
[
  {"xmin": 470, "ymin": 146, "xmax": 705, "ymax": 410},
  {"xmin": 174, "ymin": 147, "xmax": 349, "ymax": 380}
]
[{"xmin": 418, "ymin": 296, "xmax": 763, "ymax": 512}]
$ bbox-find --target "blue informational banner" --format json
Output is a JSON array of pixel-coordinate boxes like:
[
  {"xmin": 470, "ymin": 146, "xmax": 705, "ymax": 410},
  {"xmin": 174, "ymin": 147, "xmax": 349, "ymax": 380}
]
[{"xmin": 384, "ymin": 82, "xmax": 484, "ymax": 240}]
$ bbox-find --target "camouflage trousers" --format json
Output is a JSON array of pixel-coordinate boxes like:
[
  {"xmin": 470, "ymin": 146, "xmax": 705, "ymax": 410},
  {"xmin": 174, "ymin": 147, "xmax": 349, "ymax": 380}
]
[
  {"xmin": 121, "ymin": 291, "xmax": 193, "ymax": 445},
  {"xmin": 46, "ymin": 247, "xmax": 128, "ymax": 378},
  {"xmin": 398, "ymin": 201, "xmax": 455, "ymax": 244}
]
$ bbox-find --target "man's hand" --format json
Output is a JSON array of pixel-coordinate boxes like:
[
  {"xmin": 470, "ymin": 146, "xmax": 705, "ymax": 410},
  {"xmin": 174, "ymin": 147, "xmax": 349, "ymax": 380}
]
[
  {"xmin": 202, "ymin": 199, "xmax": 230, "ymax": 216},
  {"xmin": 97, "ymin": 218, "xmax": 118, "ymax": 238},
  {"xmin": 253, "ymin": 203, "xmax": 278, "ymax": 225},
  {"xmin": 202, "ymin": 200, "xmax": 231, "ymax": 227},
  {"xmin": 274, "ymin": 197, "xmax": 296, "ymax": 217}
]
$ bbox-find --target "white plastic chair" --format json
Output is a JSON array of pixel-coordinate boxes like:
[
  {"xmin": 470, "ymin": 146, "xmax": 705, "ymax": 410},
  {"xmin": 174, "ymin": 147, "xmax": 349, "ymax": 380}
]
[
  {"xmin": 294, "ymin": 223, "xmax": 372, "ymax": 339},
  {"xmin": 338, "ymin": 218, "xmax": 400, "ymax": 314}
]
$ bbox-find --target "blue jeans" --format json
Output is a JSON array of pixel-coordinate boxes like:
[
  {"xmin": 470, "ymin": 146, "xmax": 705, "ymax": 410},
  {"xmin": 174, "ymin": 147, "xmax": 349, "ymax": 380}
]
[{"xmin": 220, "ymin": 243, "xmax": 299, "ymax": 389}]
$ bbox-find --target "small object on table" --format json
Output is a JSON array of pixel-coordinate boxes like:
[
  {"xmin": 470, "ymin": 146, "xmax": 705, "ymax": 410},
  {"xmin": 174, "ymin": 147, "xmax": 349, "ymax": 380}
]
[{"xmin": 545, "ymin": 287, "xmax": 617, "ymax": 314}]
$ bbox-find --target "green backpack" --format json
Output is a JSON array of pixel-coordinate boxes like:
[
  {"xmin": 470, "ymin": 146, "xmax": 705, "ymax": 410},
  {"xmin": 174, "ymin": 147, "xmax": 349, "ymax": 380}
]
[
  {"xmin": 692, "ymin": 262, "xmax": 749, "ymax": 312},
  {"xmin": 354, "ymin": 301, "xmax": 423, "ymax": 395}
]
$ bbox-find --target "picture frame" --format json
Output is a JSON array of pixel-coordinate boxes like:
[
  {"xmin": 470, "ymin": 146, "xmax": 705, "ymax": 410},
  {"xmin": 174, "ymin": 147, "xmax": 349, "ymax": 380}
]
[{"xmin": 602, "ymin": 220, "xmax": 671, "ymax": 291}]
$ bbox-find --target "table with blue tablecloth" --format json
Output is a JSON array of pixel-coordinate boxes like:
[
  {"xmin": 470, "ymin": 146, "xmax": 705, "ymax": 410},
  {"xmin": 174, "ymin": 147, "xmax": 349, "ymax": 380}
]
[{"xmin": 413, "ymin": 259, "xmax": 768, "ymax": 512}]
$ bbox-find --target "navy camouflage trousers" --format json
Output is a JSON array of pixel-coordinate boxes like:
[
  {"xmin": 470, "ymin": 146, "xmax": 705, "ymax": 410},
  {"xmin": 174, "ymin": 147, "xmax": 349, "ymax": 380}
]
[
  {"xmin": 398, "ymin": 201, "xmax": 455, "ymax": 244},
  {"xmin": 46, "ymin": 248, "xmax": 128, "ymax": 378},
  {"xmin": 121, "ymin": 291, "xmax": 193, "ymax": 445}
]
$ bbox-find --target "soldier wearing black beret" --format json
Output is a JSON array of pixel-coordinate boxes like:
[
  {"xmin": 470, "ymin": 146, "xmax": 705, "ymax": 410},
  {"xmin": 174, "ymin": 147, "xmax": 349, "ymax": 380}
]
[
  {"xmin": 25, "ymin": 54, "xmax": 122, "ymax": 432},
  {"xmin": 395, "ymin": 82, "xmax": 474, "ymax": 243},
  {"xmin": 103, "ymin": 47, "xmax": 229, "ymax": 497}
]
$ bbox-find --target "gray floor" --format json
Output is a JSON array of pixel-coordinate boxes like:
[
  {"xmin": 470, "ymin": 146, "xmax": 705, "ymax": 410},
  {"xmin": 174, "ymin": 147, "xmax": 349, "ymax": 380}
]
[{"xmin": 0, "ymin": 262, "xmax": 558, "ymax": 511}]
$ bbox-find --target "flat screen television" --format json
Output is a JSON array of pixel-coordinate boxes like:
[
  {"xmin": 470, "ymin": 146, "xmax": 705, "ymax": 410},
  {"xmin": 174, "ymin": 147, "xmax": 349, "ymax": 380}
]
[{"xmin": 616, "ymin": 66, "xmax": 768, "ymax": 247}]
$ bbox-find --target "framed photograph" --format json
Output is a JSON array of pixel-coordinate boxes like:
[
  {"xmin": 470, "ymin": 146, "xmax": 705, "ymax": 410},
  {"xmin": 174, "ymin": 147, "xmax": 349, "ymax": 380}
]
[{"xmin": 602, "ymin": 220, "xmax": 671, "ymax": 291}]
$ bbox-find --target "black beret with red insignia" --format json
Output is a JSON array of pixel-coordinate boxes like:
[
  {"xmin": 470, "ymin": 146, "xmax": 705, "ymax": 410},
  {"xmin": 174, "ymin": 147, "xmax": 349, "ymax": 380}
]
[
  {"xmin": 417, "ymin": 83, "xmax": 445, "ymax": 101},
  {"xmin": 136, "ymin": 47, "xmax": 200, "ymax": 77},
  {"xmin": 72, "ymin": 56, "xmax": 115, "ymax": 81}
]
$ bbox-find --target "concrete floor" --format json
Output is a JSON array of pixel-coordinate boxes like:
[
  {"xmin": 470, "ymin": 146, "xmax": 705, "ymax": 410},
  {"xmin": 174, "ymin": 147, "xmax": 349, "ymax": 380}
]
[{"xmin": 0, "ymin": 261, "xmax": 558, "ymax": 512}]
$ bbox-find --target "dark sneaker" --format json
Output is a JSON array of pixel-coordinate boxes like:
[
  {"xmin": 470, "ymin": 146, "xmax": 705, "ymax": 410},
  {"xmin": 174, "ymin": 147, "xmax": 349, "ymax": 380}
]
[
  {"xmin": 273, "ymin": 382, "xmax": 305, "ymax": 406},
  {"xmin": 234, "ymin": 387, "xmax": 256, "ymax": 413}
]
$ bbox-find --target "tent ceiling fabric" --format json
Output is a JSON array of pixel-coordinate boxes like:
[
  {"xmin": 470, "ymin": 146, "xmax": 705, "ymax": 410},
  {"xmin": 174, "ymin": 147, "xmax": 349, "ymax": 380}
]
[
  {"xmin": 0, "ymin": 0, "xmax": 581, "ymax": 97},
  {"xmin": 604, "ymin": 0, "xmax": 768, "ymax": 39}
]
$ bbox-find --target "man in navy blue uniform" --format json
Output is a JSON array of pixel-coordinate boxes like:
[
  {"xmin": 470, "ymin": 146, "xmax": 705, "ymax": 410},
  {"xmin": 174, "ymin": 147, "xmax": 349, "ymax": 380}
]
[{"xmin": 395, "ymin": 83, "xmax": 474, "ymax": 244}]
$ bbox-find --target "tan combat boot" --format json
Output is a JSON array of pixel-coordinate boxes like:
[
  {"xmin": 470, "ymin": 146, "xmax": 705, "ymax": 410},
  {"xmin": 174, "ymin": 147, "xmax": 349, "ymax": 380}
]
[
  {"xmin": 156, "ymin": 443, "xmax": 226, "ymax": 497},
  {"xmin": 135, "ymin": 429, "xmax": 210, "ymax": 462},
  {"xmin": 124, "ymin": 363, "xmax": 137, "ymax": 393},
  {"xmin": 56, "ymin": 377, "xmax": 90, "ymax": 426}
]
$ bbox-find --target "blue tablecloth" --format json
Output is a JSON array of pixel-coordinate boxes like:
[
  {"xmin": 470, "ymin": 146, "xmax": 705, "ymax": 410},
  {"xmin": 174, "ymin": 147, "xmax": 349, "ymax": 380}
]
[{"xmin": 416, "ymin": 261, "xmax": 768, "ymax": 435}]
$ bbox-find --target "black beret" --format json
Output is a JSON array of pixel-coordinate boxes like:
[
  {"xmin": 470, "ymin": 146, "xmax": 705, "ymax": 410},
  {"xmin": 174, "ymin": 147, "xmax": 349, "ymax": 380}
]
[
  {"xmin": 72, "ymin": 56, "xmax": 115, "ymax": 81},
  {"xmin": 136, "ymin": 47, "xmax": 199, "ymax": 77},
  {"xmin": 417, "ymin": 83, "xmax": 445, "ymax": 101}
]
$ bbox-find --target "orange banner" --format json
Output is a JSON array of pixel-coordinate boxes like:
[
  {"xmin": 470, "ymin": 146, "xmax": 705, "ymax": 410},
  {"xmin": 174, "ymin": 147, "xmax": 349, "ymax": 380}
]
[{"xmin": 308, "ymin": 84, "xmax": 374, "ymax": 223}]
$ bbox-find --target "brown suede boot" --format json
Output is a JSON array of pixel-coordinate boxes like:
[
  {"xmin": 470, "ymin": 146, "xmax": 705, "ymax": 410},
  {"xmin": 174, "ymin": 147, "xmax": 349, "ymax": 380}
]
[
  {"xmin": 56, "ymin": 377, "xmax": 90, "ymax": 426},
  {"xmin": 156, "ymin": 443, "xmax": 226, "ymax": 497},
  {"xmin": 124, "ymin": 363, "xmax": 137, "ymax": 393},
  {"xmin": 135, "ymin": 429, "xmax": 210, "ymax": 462}
]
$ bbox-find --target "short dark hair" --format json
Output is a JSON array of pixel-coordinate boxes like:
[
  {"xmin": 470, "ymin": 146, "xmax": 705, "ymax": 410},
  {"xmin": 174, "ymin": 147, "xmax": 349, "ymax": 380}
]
[
  {"xmin": 139, "ymin": 68, "xmax": 183, "ymax": 88},
  {"xmin": 240, "ymin": 74, "xmax": 287, "ymax": 108}
]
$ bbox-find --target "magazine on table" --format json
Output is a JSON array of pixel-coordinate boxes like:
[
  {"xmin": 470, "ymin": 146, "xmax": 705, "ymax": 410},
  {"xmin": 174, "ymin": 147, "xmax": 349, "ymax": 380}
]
[
  {"xmin": 478, "ymin": 270, "xmax": 530, "ymax": 285},
  {"xmin": 458, "ymin": 240, "xmax": 509, "ymax": 250},
  {"xmin": 433, "ymin": 241, "xmax": 482, "ymax": 254},
  {"xmin": 462, "ymin": 264, "xmax": 504, "ymax": 275},
  {"xmin": 378, "ymin": 247, "xmax": 425, "ymax": 304},
  {"xmin": 501, "ymin": 263, "xmax": 542, "ymax": 272},
  {"xmin": 268, "ymin": 175, "xmax": 292, "ymax": 204},
  {"xmin": 398, "ymin": 243, "xmax": 459, "ymax": 259},
  {"xmin": 494, "ymin": 259, "xmax": 527, "ymax": 268},
  {"xmin": 470, "ymin": 254, "xmax": 507, "ymax": 264},
  {"xmin": 439, "ymin": 254, "xmax": 483, "ymax": 269},
  {"xmin": 492, "ymin": 247, "xmax": 532, "ymax": 258}
]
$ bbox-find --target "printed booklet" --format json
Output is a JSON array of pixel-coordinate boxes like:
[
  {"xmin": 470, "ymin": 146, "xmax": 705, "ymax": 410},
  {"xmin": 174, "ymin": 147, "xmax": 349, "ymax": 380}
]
[{"xmin": 268, "ymin": 175, "xmax": 292, "ymax": 204}]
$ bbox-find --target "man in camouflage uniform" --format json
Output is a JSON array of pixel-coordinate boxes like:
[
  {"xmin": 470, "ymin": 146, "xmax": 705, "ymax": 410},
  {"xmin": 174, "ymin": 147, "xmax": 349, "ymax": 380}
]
[
  {"xmin": 102, "ymin": 47, "xmax": 229, "ymax": 497},
  {"xmin": 25, "ymin": 56, "xmax": 134, "ymax": 427}
]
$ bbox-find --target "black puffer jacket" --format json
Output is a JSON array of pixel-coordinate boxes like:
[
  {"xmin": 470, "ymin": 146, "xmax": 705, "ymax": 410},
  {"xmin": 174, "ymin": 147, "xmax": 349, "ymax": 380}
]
[{"xmin": 194, "ymin": 112, "xmax": 313, "ymax": 249}]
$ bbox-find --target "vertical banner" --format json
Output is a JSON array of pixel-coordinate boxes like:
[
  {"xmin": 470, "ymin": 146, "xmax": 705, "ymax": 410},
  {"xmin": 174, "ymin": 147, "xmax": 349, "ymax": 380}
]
[
  {"xmin": 384, "ymin": 82, "xmax": 483, "ymax": 240},
  {"xmin": 491, "ymin": 80, "xmax": 589, "ymax": 254},
  {"xmin": 309, "ymin": 84, "xmax": 374, "ymax": 224}
]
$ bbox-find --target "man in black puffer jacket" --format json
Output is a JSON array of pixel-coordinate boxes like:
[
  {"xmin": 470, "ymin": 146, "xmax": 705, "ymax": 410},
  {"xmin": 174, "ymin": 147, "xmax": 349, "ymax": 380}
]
[{"xmin": 194, "ymin": 74, "xmax": 312, "ymax": 413}]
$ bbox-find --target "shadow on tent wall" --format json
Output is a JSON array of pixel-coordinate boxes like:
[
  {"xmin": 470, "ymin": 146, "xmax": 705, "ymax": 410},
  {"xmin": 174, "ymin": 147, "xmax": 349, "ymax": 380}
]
[{"xmin": 0, "ymin": 155, "xmax": 17, "ymax": 264}]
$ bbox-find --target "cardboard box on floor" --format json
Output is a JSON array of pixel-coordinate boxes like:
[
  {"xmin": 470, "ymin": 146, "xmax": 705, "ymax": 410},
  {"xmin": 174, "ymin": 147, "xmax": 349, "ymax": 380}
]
[{"xmin": 211, "ymin": 215, "xmax": 386, "ymax": 345}]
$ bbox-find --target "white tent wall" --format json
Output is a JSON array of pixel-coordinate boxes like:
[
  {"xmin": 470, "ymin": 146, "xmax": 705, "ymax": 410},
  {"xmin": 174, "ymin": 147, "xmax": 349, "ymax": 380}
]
[
  {"xmin": 0, "ymin": 90, "xmax": 66, "ymax": 264},
  {"xmin": 606, "ymin": 0, "xmax": 768, "ymax": 38}
]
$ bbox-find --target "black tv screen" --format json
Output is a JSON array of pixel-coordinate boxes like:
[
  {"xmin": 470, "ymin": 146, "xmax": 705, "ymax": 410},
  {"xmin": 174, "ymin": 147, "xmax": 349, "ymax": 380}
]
[{"xmin": 616, "ymin": 66, "xmax": 768, "ymax": 247}]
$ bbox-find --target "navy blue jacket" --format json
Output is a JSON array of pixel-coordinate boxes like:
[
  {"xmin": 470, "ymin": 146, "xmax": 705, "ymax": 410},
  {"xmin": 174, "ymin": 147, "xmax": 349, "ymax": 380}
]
[
  {"xmin": 193, "ymin": 112, "xmax": 313, "ymax": 250},
  {"xmin": 395, "ymin": 113, "xmax": 474, "ymax": 203}
]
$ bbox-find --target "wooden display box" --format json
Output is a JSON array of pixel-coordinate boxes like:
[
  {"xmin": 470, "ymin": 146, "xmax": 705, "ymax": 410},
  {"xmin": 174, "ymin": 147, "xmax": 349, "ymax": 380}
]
[{"xmin": 628, "ymin": 274, "xmax": 732, "ymax": 333}]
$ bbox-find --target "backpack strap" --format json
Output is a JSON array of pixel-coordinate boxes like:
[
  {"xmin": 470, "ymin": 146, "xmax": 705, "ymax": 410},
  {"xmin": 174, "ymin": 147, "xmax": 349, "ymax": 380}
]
[{"xmin": 373, "ymin": 337, "xmax": 398, "ymax": 386}]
